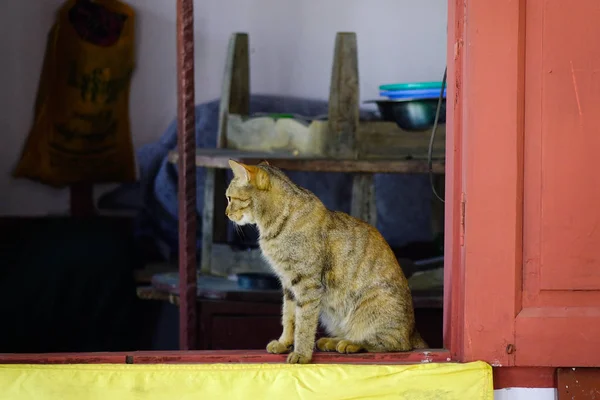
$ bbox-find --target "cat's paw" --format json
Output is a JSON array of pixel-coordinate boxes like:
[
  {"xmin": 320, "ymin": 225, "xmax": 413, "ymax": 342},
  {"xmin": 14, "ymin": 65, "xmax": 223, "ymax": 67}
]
[
  {"xmin": 266, "ymin": 340, "xmax": 292, "ymax": 354},
  {"xmin": 316, "ymin": 337, "xmax": 340, "ymax": 352},
  {"xmin": 286, "ymin": 351, "xmax": 312, "ymax": 364},
  {"xmin": 336, "ymin": 340, "xmax": 364, "ymax": 354}
]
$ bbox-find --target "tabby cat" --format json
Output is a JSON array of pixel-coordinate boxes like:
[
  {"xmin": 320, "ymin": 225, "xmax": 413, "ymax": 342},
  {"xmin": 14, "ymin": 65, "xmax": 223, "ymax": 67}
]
[{"xmin": 225, "ymin": 160, "xmax": 427, "ymax": 364}]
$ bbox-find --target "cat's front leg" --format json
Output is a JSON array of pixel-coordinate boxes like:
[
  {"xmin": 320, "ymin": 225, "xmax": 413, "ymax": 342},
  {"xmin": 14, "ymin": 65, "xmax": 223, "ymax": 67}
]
[
  {"xmin": 287, "ymin": 281, "xmax": 322, "ymax": 364},
  {"xmin": 266, "ymin": 288, "xmax": 295, "ymax": 354}
]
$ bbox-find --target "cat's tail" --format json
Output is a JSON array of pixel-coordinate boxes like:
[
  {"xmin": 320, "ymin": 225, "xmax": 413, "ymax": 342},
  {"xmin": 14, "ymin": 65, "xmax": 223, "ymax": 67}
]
[{"xmin": 410, "ymin": 329, "xmax": 429, "ymax": 349}]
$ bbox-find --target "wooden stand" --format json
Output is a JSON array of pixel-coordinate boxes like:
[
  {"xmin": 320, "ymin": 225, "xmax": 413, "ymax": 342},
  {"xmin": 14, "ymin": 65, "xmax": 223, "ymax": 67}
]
[{"xmin": 170, "ymin": 31, "xmax": 446, "ymax": 276}]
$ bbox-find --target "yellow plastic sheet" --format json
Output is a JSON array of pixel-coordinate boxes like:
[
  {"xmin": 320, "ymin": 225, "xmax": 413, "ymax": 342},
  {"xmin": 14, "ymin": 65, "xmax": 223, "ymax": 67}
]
[{"xmin": 0, "ymin": 361, "xmax": 492, "ymax": 400}]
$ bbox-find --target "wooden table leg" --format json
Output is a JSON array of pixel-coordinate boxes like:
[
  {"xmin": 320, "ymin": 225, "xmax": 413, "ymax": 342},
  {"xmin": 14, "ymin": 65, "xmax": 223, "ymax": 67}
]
[
  {"xmin": 201, "ymin": 168, "xmax": 227, "ymax": 275},
  {"xmin": 351, "ymin": 173, "xmax": 377, "ymax": 227},
  {"xmin": 201, "ymin": 168, "xmax": 216, "ymax": 275}
]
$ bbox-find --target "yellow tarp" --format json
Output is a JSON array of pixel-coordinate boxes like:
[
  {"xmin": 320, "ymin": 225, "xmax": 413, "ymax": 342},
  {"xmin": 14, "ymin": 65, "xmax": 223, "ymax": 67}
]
[{"xmin": 0, "ymin": 361, "xmax": 492, "ymax": 400}]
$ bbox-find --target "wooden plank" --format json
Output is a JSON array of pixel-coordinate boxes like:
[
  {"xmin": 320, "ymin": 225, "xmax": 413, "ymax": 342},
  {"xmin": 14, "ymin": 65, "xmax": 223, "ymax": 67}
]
[
  {"xmin": 557, "ymin": 368, "xmax": 600, "ymax": 399},
  {"xmin": 201, "ymin": 169, "xmax": 216, "ymax": 274},
  {"xmin": 202, "ymin": 33, "xmax": 250, "ymax": 274},
  {"xmin": 351, "ymin": 174, "xmax": 377, "ymax": 226},
  {"xmin": 202, "ymin": 167, "xmax": 228, "ymax": 274},
  {"xmin": 217, "ymin": 32, "xmax": 249, "ymax": 243},
  {"xmin": 357, "ymin": 122, "xmax": 446, "ymax": 159},
  {"xmin": 213, "ymin": 172, "xmax": 227, "ymax": 244},
  {"xmin": 217, "ymin": 33, "xmax": 250, "ymax": 148},
  {"xmin": 326, "ymin": 32, "xmax": 359, "ymax": 158},
  {"xmin": 168, "ymin": 149, "xmax": 445, "ymax": 174}
]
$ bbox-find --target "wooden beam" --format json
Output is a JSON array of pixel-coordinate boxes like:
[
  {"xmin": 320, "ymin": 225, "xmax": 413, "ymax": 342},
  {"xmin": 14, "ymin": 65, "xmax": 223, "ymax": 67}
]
[
  {"xmin": 327, "ymin": 32, "xmax": 359, "ymax": 158},
  {"xmin": 202, "ymin": 33, "xmax": 250, "ymax": 274},
  {"xmin": 168, "ymin": 149, "xmax": 446, "ymax": 174},
  {"xmin": 350, "ymin": 174, "xmax": 377, "ymax": 226}
]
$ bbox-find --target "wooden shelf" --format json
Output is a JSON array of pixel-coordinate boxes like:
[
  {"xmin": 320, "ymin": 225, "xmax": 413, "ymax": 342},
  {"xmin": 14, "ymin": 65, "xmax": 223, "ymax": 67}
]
[{"xmin": 168, "ymin": 148, "xmax": 445, "ymax": 174}]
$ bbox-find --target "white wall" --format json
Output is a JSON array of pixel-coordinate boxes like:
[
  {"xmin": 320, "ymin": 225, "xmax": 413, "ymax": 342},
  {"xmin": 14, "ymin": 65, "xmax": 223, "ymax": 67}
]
[
  {"xmin": 0, "ymin": 0, "xmax": 446, "ymax": 215},
  {"xmin": 495, "ymin": 388, "xmax": 557, "ymax": 400}
]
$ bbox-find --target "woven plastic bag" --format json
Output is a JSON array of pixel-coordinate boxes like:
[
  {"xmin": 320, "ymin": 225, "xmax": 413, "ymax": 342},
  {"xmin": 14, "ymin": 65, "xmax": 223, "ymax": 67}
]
[{"xmin": 14, "ymin": 0, "xmax": 136, "ymax": 187}]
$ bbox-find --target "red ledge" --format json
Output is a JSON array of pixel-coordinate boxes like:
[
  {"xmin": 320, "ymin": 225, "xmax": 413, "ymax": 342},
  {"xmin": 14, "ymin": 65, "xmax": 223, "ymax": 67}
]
[
  {"xmin": 132, "ymin": 350, "xmax": 451, "ymax": 364},
  {"xmin": 0, "ymin": 352, "xmax": 127, "ymax": 364},
  {"xmin": 0, "ymin": 350, "xmax": 450, "ymax": 365}
]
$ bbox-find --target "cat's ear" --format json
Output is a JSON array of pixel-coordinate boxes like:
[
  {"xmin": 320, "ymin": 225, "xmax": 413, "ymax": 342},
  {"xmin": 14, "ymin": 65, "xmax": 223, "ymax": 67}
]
[
  {"xmin": 228, "ymin": 160, "xmax": 270, "ymax": 190},
  {"xmin": 229, "ymin": 159, "xmax": 250, "ymax": 183},
  {"xmin": 251, "ymin": 168, "xmax": 270, "ymax": 190},
  {"xmin": 258, "ymin": 160, "xmax": 270, "ymax": 166}
]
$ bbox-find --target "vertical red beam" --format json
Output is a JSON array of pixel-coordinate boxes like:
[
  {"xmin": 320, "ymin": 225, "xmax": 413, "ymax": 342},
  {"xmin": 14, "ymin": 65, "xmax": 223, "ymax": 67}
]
[
  {"xmin": 444, "ymin": 0, "xmax": 465, "ymax": 361},
  {"xmin": 176, "ymin": 0, "xmax": 197, "ymax": 350}
]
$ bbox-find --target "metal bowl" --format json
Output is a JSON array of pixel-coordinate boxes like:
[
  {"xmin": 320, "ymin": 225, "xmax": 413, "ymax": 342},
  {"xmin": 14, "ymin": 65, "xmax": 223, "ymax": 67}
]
[{"xmin": 367, "ymin": 98, "xmax": 446, "ymax": 131}]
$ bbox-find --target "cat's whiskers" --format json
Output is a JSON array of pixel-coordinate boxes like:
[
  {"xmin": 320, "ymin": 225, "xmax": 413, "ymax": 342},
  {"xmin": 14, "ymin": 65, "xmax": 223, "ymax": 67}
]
[{"xmin": 232, "ymin": 222, "xmax": 246, "ymax": 240}]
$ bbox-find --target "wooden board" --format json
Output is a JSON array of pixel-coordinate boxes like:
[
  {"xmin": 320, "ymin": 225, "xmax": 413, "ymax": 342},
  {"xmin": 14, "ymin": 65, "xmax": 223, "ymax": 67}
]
[
  {"xmin": 350, "ymin": 174, "xmax": 377, "ymax": 226},
  {"xmin": 357, "ymin": 122, "xmax": 446, "ymax": 160},
  {"xmin": 168, "ymin": 149, "xmax": 445, "ymax": 174},
  {"xmin": 326, "ymin": 32, "xmax": 359, "ymax": 158}
]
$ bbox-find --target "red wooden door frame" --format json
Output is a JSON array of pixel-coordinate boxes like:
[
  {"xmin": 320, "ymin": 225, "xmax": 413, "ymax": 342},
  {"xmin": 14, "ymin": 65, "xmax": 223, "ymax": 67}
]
[
  {"xmin": 448, "ymin": 0, "xmax": 600, "ymax": 368},
  {"xmin": 444, "ymin": 0, "xmax": 525, "ymax": 366},
  {"xmin": 443, "ymin": 0, "xmax": 466, "ymax": 362}
]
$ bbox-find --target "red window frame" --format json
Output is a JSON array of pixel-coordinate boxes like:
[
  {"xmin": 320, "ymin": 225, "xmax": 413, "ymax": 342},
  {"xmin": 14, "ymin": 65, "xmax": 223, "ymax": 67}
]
[{"xmin": 0, "ymin": 0, "xmax": 475, "ymax": 366}]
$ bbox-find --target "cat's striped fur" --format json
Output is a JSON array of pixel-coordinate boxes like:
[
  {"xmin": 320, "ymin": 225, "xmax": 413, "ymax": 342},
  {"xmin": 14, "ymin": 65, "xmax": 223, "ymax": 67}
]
[{"xmin": 225, "ymin": 160, "xmax": 427, "ymax": 364}]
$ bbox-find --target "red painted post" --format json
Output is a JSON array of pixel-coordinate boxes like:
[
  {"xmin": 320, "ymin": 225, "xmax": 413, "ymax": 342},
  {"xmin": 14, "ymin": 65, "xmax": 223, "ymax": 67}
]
[{"xmin": 176, "ymin": 0, "xmax": 197, "ymax": 350}]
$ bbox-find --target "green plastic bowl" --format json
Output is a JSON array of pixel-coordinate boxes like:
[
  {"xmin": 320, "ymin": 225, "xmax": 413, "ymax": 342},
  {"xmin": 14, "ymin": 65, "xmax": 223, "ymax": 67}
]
[{"xmin": 379, "ymin": 81, "xmax": 443, "ymax": 91}]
